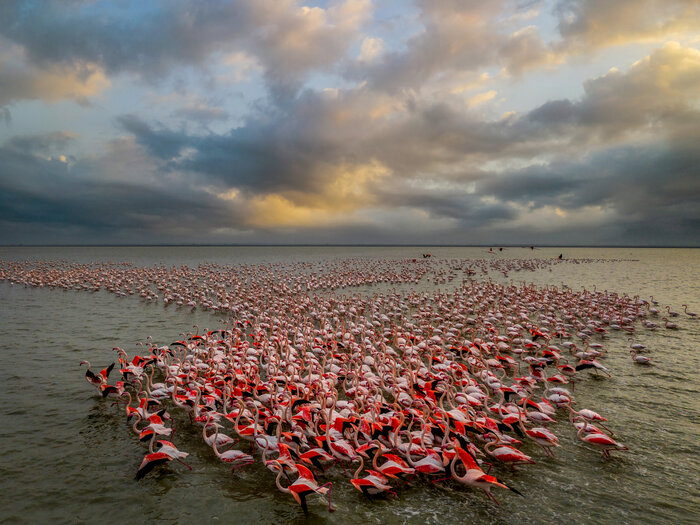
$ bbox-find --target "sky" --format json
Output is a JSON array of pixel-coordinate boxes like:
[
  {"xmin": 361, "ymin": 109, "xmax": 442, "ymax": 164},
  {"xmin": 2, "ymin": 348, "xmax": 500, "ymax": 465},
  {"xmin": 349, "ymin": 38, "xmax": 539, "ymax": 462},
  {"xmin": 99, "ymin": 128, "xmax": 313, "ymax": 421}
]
[{"xmin": 1, "ymin": 0, "xmax": 699, "ymax": 246}]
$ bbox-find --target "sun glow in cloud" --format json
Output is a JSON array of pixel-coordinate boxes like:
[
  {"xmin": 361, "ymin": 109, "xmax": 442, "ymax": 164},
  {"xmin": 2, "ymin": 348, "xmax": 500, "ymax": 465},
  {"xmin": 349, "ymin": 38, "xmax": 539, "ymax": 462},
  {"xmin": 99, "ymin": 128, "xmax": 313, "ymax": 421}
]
[
  {"xmin": 467, "ymin": 90, "xmax": 498, "ymax": 107},
  {"xmin": 221, "ymin": 161, "xmax": 390, "ymax": 229}
]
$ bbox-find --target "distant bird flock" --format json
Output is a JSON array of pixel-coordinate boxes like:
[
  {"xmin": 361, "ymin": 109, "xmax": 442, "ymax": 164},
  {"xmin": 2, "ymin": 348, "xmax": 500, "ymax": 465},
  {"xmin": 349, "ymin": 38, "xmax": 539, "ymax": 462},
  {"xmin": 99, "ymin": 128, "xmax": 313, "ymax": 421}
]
[{"xmin": 1, "ymin": 255, "xmax": 691, "ymax": 512}]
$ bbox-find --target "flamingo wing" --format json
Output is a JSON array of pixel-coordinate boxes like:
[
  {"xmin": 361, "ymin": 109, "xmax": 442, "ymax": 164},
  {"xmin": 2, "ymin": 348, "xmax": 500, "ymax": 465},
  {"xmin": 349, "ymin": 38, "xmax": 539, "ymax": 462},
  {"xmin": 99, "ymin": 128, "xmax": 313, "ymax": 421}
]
[{"xmin": 136, "ymin": 452, "xmax": 171, "ymax": 480}]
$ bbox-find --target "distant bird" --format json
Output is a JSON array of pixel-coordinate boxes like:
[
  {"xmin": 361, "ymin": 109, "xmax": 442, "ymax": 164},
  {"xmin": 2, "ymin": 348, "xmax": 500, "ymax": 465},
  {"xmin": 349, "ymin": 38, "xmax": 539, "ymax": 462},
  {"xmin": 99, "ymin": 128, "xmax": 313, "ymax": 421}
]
[
  {"xmin": 630, "ymin": 350, "xmax": 652, "ymax": 365},
  {"xmin": 663, "ymin": 317, "xmax": 678, "ymax": 329},
  {"xmin": 682, "ymin": 305, "xmax": 697, "ymax": 318}
]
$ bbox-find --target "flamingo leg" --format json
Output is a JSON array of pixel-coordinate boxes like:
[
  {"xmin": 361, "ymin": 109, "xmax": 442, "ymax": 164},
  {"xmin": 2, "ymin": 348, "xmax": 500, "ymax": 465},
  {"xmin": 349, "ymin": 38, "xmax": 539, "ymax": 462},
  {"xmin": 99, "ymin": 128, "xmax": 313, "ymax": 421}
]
[
  {"xmin": 484, "ymin": 490, "xmax": 500, "ymax": 505},
  {"xmin": 319, "ymin": 481, "xmax": 334, "ymax": 512},
  {"xmin": 598, "ymin": 422, "xmax": 615, "ymax": 437},
  {"xmin": 431, "ymin": 476, "xmax": 452, "ymax": 483}
]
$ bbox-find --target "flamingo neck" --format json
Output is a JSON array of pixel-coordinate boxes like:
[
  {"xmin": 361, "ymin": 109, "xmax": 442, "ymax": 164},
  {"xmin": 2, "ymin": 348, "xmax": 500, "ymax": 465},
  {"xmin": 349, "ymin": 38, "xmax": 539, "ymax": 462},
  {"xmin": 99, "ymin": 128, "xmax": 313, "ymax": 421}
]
[{"xmin": 353, "ymin": 455, "xmax": 365, "ymax": 479}]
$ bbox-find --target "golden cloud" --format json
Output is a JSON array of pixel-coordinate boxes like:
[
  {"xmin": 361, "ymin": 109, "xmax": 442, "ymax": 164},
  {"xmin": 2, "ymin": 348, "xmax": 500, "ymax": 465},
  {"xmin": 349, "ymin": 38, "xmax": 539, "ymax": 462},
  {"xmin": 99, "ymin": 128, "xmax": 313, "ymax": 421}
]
[
  {"xmin": 219, "ymin": 160, "xmax": 390, "ymax": 229},
  {"xmin": 558, "ymin": 0, "xmax": 700, "ymax": 52},
  {"xmin": 467, "ymin": 90, "xmax": 498, "ymax": 108},
  {"xmin": 0, "ymin": 45, "xmax": 110, "ymax": 105},
  {"xmin": 34, "ymin": 63, "xmax": 110, "ymax": 102}
]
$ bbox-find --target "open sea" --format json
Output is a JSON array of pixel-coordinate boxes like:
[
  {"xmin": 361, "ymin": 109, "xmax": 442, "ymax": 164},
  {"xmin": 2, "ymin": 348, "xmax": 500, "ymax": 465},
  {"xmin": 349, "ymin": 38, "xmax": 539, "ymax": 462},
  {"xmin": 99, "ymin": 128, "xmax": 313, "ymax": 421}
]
[{"xmin": 0, "ymin": 246, "xmax": 698, "ymax": 525}]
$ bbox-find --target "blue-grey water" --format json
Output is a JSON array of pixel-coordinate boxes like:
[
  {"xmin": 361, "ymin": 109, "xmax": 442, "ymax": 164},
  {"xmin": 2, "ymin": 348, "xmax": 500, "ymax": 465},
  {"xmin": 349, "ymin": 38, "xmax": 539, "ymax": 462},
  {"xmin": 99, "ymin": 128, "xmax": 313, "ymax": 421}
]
[{"xmin": 0, "ymin": 246, "xmax": 698, "ymax": 524}]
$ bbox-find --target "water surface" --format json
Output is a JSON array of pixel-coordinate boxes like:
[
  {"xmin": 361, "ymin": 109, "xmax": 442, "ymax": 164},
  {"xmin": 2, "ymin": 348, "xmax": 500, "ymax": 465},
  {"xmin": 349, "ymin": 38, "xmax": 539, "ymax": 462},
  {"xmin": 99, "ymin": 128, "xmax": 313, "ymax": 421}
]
[{"xmin": 0, "ymin": 246, "xmax": 698, "ymax": 524}]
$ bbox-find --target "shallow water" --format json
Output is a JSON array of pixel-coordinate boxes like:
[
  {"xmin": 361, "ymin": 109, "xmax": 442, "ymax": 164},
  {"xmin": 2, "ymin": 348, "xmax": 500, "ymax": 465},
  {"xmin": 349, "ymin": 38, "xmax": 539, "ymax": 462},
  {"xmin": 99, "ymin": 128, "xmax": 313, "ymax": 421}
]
[{"xmin": 0, "ymin": 246, "xmax": 698, "ymax": 525}]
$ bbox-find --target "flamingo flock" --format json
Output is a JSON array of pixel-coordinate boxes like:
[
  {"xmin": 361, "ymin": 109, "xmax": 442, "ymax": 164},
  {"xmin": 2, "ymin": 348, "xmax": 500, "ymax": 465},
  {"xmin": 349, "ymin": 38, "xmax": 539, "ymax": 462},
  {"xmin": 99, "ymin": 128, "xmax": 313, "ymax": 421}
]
[{"xmin": 1, "ymin": 255, "xmax": 693, "ymax": 513}]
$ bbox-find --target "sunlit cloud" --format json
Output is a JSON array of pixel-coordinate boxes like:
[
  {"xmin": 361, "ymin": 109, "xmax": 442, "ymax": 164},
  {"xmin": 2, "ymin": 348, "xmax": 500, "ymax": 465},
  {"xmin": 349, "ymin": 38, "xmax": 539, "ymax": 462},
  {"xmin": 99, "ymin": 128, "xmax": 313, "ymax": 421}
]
[
  {"xmin": 555, "ymin": 0, "xmax": 700, "ymax": 53},
  {"xmin": 358, "ymin": 37, "xmax": 385, "ymax": 63},
  {"xmin": 467, "ymin": 90, "xmax": 498, "ymax": 108},
  {"xmin": 0, "ymin": 40, "xmax": 110, "ymax": 106}
]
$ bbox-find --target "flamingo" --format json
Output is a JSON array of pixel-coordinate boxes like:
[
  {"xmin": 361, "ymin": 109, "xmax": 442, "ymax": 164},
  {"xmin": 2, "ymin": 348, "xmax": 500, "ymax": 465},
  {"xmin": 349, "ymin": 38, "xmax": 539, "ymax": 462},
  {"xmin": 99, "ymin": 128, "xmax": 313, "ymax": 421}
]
[
  {"xmin": 270, "ymin": 461, "xmax": 334, "ymax": 513},
  {"xmin": 681, "ymin": 305, "xmax": 697, "ymax": 318},
  {"xmin": 136, "ymin": 452, "xmax": 174, "ymax": 480},
  {"xmin": 203, "ymin": 419, "xmax": 235, "ymax": 448},
  {"xmin": 517, "ymin": 409, "xmax": 560, "ymax": 457},
  {"xmin": 404, "ymin": 447, "xmax": 446, "ymax": 476},
  {"xmin": 629, "ymin": 350, "xmax": 652, "ymax": 364},
  {"xmin": 150, "ymin": 440, "xmax": 192, "ymax": 471},
  {"xmin": 350, "ymin": 450, "xmax": 394, "ymax": 496},
  {"xmin": 576, "ymin": 426, "xmax": 629, "ymax": 458},
  {"xmin": 210, "ymin": 423, "xmax": 254, "ymax": 471},
  {"xmin": 99, "ymin": 380, "xmax": 125, "ymax": 399},
  {"xmin": 628, "ymin": 339, "xmax": 646, "ymax": 352},
  {"xmin": 298, "ymin": 447, "xmax": 335, "ymax": 470},
  {"xmin": 54, "ymin": 254, "xmax": 662, "ymax": 511},
  {"xmin": 575, "ymin": 359, "xmax": 611, "ymax": 377},
  {"xmin": 662, "ymin": 317, "xmax": 678, "ymax": 329},
  {"xmin": 372, "ymin": 443, "xmax": 415, "ymax": 480},
  {"xmin": 484, "ymin": 438, "xmax": 536, "ymax": 471},
  {"xmin": 566, "ymin": 402, "xmax": 614, "ymax": 436},
  {"xmin": 449, "ymin": 446, "xmax": 522, "ymax": 504},
  {"xmin": 79, "ymin": 361, "xmax": 114, "ymax": 388},
  {"xmin": 138, "ymin": 415, "xmax": 173, "ymax": 442}
]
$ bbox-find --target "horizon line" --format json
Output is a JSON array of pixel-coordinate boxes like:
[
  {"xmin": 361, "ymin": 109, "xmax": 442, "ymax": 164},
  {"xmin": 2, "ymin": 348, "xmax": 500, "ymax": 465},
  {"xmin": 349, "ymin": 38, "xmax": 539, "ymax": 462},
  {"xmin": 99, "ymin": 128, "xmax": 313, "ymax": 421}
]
[{"xmin": 1, "ymin": 243, "xmax": 698, "ymax": 248}]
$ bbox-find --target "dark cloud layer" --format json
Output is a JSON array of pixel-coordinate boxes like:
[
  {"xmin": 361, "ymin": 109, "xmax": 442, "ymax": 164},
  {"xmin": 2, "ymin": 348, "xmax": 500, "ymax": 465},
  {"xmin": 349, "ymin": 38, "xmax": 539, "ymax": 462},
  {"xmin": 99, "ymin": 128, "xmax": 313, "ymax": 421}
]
[
  {"xmin": 0, "ymin": 1, "xmax": 249, "ymax": 77},
  {"xmin": 0, "ymin": 135, "xmax": 238, "ymax": 243}
]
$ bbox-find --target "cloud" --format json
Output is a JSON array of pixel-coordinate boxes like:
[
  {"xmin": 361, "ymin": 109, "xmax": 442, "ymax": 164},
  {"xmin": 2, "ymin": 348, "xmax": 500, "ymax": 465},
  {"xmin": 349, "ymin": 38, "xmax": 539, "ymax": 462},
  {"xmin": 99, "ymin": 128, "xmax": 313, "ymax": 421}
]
[
  {"xmin": 0, "ymin": 107, "xmax": 10, "ymax": 126},
  {"xmin": 467, "ymin": 90, "xmax": 498, "ymax": 108},
  {"xmin": 0, "ymin": 1, "xmax": 249, "ymax": 77},
  {"xmin": 0, "ymin": 133, "xmax": 238, "ymax": 243},
  {"xmin": 476, "ymin": 142, "xmax": 700, "ymax": 245},
  {"xmin": 5, "ymin": 131, "xmax": 78, "ymax": 155},
  {"xmin": 555, "ymin": 0, "xmax": 700, "ymax": 53},
  {"xmin": 519, "ymin": 42, "xmax": 700, "ymax": 146},
  {"xmin": 1, "ymin": 3, "xmax": 698, "ymax": 246},
  {"xmin": 172, "ymin": 102, "xmax": 229, "ymax": 124},
  {"xmin": 117, "ymin": 115, "xmax": 190, "ymax": 160},
  {"xmin": 0, "ymin": 0, "xmax": 371, "ymax": 101},
  {"xmin": 499, "ymin": 26, "xmax": 563, "ymax": 76},
  {"xmin": 347, "ymin": 2, "xmax": 503, "ymax": 92},
  {"xmin": 252, "ymin": 0, "xmax": 372, "ymax": 99},
  {"xmin": 345, "ymin": 0, "xmax": 560, "ymax": 93},
  {"xmin": 102, "ymin": 41, "xmax": 699, "ymax": 244},
  {"xmin": 358, "ymin": 37, "xmax": 384, "ymax": 63},
  {"xmin": 0, "ymin": 40, "xmax": 110, "ymax": 106}
]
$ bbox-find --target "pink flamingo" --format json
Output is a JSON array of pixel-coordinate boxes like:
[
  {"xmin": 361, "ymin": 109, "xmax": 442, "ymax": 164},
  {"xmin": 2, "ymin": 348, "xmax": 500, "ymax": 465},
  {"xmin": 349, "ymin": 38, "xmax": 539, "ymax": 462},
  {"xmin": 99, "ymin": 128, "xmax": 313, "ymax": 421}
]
[
  {"xmin": 576, "ymin": 426, "xmax": 629, "ymax": 458},
  {"xmin": 450, "ymin": 446, "xmax": 522, "ymax": 504},
  {"xmin": 271, "ymin": 462, "xmax": 334, "ymax": 514}
]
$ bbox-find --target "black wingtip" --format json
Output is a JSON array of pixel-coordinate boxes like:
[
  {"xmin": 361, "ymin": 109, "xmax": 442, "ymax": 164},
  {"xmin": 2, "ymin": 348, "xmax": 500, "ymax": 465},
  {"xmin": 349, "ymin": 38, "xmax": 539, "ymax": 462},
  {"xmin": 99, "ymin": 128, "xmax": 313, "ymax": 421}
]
[
  {"xmin": 135, "ymin": 458, "xmax": 167, "ymax": 480},
  {"xmin": 508, "ymin": 484, "xmax": 524, "ymax": 497}
]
